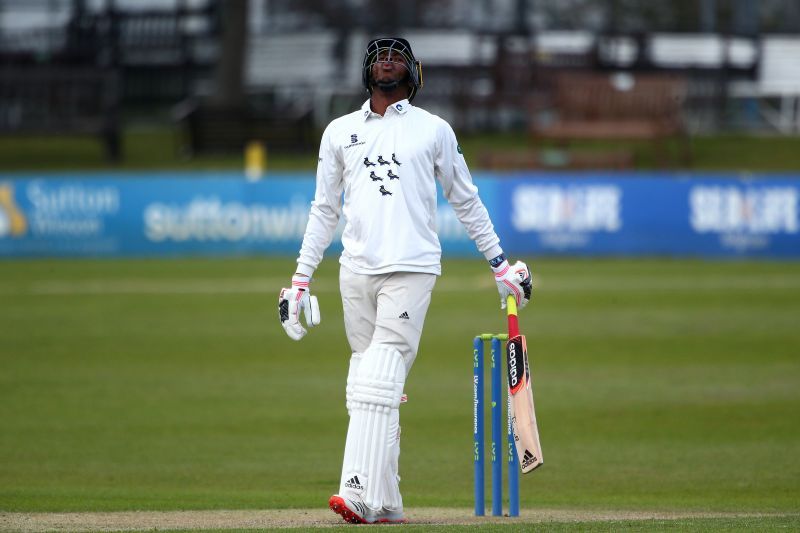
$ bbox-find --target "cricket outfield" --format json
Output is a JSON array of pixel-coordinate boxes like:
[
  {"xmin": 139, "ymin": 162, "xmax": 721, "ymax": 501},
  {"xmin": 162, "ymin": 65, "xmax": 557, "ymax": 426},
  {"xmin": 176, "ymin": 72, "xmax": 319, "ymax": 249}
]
[{"xmin": 1, "ymin": 257, "xmax": 798, "ymax": 531}]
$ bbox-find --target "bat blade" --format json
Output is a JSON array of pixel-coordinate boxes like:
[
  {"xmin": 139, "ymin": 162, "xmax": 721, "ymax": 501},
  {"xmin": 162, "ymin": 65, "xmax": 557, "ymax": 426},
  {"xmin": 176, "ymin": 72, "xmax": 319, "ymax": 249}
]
[{"xmin": 506, "ymin": 333, "xmax": 543, "ymax": 473}]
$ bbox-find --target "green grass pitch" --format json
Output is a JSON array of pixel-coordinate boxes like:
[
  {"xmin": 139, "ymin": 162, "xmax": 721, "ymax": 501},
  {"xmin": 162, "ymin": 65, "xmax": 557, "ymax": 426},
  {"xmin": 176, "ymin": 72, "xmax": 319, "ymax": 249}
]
[{"xmin": 0, "ymin": 257, "xmax": 798, "ymax": 529}]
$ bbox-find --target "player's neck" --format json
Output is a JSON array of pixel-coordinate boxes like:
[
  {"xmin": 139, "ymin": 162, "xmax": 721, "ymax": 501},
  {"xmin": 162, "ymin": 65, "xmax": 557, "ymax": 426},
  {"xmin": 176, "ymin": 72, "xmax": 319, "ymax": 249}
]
[{"xmin": 370, "ymin": 88, "xmax": 409, "ymax": 116}]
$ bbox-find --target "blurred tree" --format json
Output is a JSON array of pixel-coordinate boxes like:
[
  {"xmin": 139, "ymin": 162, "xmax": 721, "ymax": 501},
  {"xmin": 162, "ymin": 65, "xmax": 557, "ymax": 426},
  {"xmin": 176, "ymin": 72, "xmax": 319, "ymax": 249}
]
[
  {"xmin": 700, "ymin": 0, "xmax": 717, "ymax": 32},
  {"xmin": 211, "ymin": 0, "xmax": 247, "ymax": 107}
]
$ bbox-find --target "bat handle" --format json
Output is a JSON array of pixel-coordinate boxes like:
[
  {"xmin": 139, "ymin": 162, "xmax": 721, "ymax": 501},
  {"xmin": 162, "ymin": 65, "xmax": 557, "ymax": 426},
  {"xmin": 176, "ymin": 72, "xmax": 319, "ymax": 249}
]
[
  {"xmin": 506, "ymin": 295, "xmax": 519, "ymax": 338},
  {"xmin": 506, "ymin": 295, "xmax": 517, "ymax": 316}
]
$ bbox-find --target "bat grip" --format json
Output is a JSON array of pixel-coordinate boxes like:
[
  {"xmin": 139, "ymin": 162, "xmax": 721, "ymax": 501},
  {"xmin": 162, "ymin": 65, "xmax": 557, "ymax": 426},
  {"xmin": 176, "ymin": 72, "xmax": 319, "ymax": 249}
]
[{"xmin": 506, "ymin": 295, "xmax": 519, "ymax": 338}]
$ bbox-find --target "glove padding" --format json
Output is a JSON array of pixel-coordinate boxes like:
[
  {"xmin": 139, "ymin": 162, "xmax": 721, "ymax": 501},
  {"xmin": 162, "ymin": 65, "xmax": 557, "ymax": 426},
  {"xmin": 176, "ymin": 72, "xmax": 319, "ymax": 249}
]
[
  {"xmin": 492, "ymin": 260, "xmax": 532, "ymax": 309},
  {"xmin": 278, "ymin": 274, "xmax": 321, "ymax": 341}
]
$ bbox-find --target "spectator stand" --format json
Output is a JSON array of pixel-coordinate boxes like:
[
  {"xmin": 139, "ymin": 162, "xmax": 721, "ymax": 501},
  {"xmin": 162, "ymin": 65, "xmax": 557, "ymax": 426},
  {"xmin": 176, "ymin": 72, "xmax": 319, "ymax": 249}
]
[
  {"xmin": 0, "ymin": 1, "xmax": 120, "ymax": 160},
  {"xmin": 0, "ymin": 0, "xmax": 219, "ymax": 161},
  {"xmin": 172, "ymin": 29, "xmax": 331, "ymax": 157},
  {"xmin": 729, "ymin": 36, "xmax": 800, "ymax": 134},
  {"xmin": 529, "ymin": 71, "xmax": 691, "ymax": 169},
  {"xmin": 0, "ymin": 66, "xmax": 121, "ymax": 161}
]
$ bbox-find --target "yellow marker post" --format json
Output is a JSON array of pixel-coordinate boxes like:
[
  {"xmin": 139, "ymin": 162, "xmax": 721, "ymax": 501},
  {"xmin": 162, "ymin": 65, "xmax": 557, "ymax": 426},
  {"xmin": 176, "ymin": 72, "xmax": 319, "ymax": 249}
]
[{"xmin": 245, "ymin": 141, "xmax": 266, "ymax": 181}]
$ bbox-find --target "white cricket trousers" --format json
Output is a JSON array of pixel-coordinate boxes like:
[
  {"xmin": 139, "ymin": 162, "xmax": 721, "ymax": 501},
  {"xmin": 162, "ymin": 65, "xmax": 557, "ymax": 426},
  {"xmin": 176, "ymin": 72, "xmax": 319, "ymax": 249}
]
[{"xmin": 339, "ymin": 265, "xmax": 437, "ymax": 374}]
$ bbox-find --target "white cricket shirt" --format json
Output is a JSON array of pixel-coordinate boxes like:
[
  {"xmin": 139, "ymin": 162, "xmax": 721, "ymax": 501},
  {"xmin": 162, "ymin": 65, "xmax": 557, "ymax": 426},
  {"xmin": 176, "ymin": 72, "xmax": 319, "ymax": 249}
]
[{"xmin": 297, "ymin": 99, "xmax": 503, "ymax": 277}]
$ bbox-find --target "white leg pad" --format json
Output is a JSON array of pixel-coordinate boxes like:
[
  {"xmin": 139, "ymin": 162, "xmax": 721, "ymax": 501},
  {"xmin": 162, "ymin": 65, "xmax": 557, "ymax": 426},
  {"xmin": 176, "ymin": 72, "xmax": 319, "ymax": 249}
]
[
  {"xmin": 345, "ymin": 352, "xmax": 363, "ymax": 415},
  {"xmin": 382, "ymin": 408, "xmax": 402, "ymax": 511},
  {"xmin": 339, "ymin": 344, "xmax": 405, "ymax": 511},
  {"xmin": 339, "ymin": 352, "xmax": 363, "ymax": 496}
]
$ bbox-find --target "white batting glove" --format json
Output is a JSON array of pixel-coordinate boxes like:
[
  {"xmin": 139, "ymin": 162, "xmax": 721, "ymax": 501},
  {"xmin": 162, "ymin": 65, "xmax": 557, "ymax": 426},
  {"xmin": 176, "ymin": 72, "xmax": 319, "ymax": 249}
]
[
  {"xmin": 492, "ymin": 259, "xmax": 533, "ymax": 310},
  {"xmin": 278, "ymin": 274, "xmax": 321, "ymax": 341}
]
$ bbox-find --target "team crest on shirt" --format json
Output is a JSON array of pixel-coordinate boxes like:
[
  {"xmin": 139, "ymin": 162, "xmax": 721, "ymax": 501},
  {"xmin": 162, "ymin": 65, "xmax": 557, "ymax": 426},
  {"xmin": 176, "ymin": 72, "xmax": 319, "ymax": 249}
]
[{"xmin": 364, "ymin": 152, "xmax": 404, "ymax": 197}]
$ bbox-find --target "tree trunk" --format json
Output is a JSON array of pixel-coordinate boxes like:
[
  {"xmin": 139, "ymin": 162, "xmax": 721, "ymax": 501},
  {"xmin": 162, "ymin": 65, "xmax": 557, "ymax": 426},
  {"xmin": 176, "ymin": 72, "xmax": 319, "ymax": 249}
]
[{"xmin": 212, "ymin": 0, "xmax": 248, "ymax": 107}]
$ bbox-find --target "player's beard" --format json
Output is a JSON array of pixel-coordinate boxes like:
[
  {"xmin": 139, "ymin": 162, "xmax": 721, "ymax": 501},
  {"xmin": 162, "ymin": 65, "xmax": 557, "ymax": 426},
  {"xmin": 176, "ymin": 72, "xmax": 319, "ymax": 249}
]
[
  {"xmin": 376, "ymin": 80, "xmax": 400, "ymax": 93},
  {"xmin": 374, "ymin": 72, "xmax": 409, "ymax": 94}
]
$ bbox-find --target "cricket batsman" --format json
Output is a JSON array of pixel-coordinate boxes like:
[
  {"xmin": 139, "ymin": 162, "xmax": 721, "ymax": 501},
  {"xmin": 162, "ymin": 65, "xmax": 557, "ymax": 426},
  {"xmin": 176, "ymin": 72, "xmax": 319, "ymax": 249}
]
[{"xmin": 278, "ymin": 37, "xmax": 532, "ymax": 524}]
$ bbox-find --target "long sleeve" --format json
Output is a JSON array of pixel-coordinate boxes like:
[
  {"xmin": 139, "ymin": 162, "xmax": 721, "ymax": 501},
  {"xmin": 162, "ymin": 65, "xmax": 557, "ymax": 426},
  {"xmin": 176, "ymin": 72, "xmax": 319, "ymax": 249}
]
[
  {"xmin": 297, "ymin": 124, "xmax": 345, "ymax": 276},
  {"xmin": 434, "ymin": 121, "xmax": 503, "ymax": 260}
]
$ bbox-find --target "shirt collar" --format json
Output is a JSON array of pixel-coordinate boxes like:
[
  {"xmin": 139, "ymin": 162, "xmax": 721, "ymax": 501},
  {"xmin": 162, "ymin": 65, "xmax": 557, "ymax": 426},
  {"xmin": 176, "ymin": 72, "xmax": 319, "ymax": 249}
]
[
  {"xmin": 360, "ymin": 98, "xmax": 411, "ymax": 121},
  {"xmin": 390, "ymin": 99, "xmax": 410, "ymax": 115},
  {"xmin": 360, "ymin": 100, "xmax": 376, "ymax": 121}
]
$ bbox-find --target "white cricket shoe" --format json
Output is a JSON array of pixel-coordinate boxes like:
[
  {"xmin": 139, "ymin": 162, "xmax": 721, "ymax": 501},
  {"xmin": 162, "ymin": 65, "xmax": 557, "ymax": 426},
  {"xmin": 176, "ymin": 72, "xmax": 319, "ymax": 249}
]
[{"xmin": 328, "ymin": 494, "xmax": 406, "ymax": 524}]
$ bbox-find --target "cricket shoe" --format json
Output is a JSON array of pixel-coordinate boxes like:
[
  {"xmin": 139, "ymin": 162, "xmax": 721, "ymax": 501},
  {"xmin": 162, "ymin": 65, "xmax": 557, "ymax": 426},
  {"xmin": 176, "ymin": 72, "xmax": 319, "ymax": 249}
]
[{"xmin": 328, "ymin": 494, "xmax": 406, "ymax": 524}]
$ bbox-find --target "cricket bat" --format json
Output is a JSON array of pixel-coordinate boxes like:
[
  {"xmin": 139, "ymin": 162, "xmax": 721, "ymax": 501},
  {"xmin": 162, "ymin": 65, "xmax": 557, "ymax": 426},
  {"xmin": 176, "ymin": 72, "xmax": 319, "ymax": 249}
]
[{"xmin": 506, "ymin": 294, "xmax": 543, "ymax": 473}]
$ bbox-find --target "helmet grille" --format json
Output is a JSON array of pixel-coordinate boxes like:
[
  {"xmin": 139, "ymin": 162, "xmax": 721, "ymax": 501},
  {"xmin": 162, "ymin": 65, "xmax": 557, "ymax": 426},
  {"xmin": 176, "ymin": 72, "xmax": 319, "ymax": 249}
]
[{"xmin": 362, "ymin": 37, "xmax": 423, "ymax": 101}]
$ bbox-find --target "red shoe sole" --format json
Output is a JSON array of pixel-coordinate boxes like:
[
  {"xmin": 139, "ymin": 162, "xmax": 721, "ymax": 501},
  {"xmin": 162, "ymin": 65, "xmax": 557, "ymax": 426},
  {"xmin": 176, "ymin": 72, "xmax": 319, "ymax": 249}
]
[
  {"xmin": 328, "ymin": 495, "xmax": 408, "ymax": 524},
  {"xmin": 329, "ymin": 495, "xmax": 367, "ymax": 524}
]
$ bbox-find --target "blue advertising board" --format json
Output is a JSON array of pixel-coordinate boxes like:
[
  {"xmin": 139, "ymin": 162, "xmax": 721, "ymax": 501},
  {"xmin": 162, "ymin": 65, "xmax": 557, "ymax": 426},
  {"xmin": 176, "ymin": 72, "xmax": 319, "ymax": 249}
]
[
  {"xmin": 0, "ymin": 173, "xmax": 319, "ymax": 257},
  {"xmin": 0, "ymin": 171, "xmax": 798, "ymax": 258},
  {"xmin": 492, "ymin": 173, "xmax": 800, "ymax": 258}
]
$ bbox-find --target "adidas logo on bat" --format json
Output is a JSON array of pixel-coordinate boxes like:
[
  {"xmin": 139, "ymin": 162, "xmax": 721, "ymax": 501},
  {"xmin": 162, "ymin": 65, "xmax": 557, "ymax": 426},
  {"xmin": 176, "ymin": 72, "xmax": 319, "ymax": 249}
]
[{"xmin": 521, "ymin": 449, "xmax": 538, "ymax": 469}]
